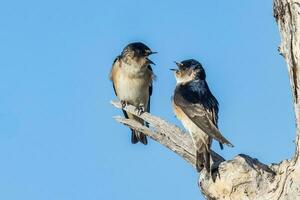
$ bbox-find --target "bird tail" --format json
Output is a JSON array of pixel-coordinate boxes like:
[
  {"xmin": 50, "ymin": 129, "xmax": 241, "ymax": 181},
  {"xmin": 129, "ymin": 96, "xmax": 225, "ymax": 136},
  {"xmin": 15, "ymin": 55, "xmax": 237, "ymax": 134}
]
[
  {"xmin": 196, "ymin": 147, "xmax": 210, "ymax": 173},
  {"xmin": 131, "ymin": 130, "xmax": 147, "ymax": 145},
  {"xmin": 122, "ymin": 110, "xmax": 147, "ymax": 145},
  {"xmin": 219, "ymin": 142, "xmax": 224, "ymax": 150}
]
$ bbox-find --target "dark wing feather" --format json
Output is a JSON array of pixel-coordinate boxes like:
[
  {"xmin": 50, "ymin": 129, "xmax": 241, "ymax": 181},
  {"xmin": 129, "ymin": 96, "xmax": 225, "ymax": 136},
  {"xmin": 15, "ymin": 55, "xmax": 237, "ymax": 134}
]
[
  {"xmin": 111, "ymin": 56, "xmax": 129, "ymax": 119},
  {"xmin": 174, "ymin": 81, "xmax": 233, "ymax": 147},
  {"xmin": 112, "ymin": 82, "xmax": 117, "ymax": 96},
  {"xmin": 110, "ymin": 56, "xmax": 121, "ymax": 96},
  {"xmin": 202, "ymin": 88, "xmax": 224, "ymax": 149},
  {"xmin": 147, "ymin": 65, "xmax": 153, "ymax": 112},
  {"xmin": 145, "ymin": 65, "xmax": 153, "ymax": 128}
]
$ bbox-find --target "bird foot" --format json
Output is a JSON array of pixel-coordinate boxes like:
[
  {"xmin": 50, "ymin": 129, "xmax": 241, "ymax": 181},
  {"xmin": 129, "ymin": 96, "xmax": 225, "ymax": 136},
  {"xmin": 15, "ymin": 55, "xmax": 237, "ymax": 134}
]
[
  {"xmin": 196, "ymin": 164, "xmax": 204, "ymax": 173},
  {"xmin": 135, "ymin": 103, "xmax": 145, "ymax": 116},
  {"xmin": 120, "ymin": 100, "xmax": 128, "ymax": 108},
  {"xmin": 210, "ymin": 162, "xmax": 221, "ymax": 182}
]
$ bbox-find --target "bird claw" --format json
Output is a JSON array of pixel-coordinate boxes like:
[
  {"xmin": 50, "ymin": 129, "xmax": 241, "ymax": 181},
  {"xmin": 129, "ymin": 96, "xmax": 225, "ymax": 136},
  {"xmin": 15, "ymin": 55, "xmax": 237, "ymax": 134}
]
[
  {"xmin": 135, "ymin": 104, "xmax": 145, "ymax": 116},
  {"xmin": 120, "ymin": 100, "xmax": 128, "ymax": 108},
  {"xmin": 211, "ymin": 164, "xmax": 220, "ymax": 182},
  {"xmin": 196, "ymin": 164, "xmax": 204, "ymax": 173}
]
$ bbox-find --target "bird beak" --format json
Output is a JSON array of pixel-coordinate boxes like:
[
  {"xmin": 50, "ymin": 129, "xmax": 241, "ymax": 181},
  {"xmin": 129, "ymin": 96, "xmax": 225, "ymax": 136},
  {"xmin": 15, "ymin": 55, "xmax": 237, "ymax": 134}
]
[
  {"xmin": 170, "ymin": 68, "xmax": 177, "ymax": 71},
  {"xmin": 146, "ymin": 58, "xmax": 156, "ymax": 65},
  {"xmin": 174, "ymin": 61, "xmax": 183, "ymax": 68},
  {"xmin": 146, "ymin": 51, "xmax": 157, "ymax": 56}
]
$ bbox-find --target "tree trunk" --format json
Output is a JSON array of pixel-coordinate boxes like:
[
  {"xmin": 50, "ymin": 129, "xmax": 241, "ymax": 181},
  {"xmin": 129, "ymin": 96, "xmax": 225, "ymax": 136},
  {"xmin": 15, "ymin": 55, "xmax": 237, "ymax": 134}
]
[{"xmin": 111, "ymin": 0, "xmax": 300, "ymax": 199}]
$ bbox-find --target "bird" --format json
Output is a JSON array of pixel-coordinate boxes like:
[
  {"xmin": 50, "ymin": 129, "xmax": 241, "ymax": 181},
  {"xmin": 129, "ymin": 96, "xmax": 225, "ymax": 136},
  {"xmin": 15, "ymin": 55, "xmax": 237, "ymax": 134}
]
[
  {"xmin": 110, "ymin": 42, "xmax": 156, "ymax": 145},
  {"xmin": 171, "ymin": 59, "xmax": 233, "ymax": 172}
]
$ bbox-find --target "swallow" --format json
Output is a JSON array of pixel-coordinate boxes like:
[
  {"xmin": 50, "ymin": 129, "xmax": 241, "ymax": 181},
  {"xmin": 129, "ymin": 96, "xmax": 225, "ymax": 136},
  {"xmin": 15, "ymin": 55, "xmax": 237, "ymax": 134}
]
[
  {"xmin": 110, "ymin": 42, "xmax": 156, "ymax": 145},
  {"xmin": 171, "ymin": 59, "xmax": 233, "ymax": 172}
]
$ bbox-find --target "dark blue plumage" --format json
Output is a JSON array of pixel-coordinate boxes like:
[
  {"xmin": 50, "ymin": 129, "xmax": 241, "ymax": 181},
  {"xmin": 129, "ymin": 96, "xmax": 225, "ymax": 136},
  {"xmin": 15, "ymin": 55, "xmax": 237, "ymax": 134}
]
[
  {"xmin": 174, "ymin": 59, "xmax": 219, "ymax": 124},
  {"xmin": 177, "ymin": 59, "xmax": 206, "ymax": 80},
  {"xmin": 173, "ymin": 59, "xmax": 233, "ymax": 172},
  {"xmin": 178, "ymin": 80, "xmax": 218, "ymax": 113},
  {"xmin": 110, "ymin": 42, "xmax": 156, "ymax": 145},
  {"xmin": 122, "ymin": 42, "xmax": 153, "ymax": 57},
  {"xmin": 173, "ymin": 59, "xmax": 225, "ymax": 157}
]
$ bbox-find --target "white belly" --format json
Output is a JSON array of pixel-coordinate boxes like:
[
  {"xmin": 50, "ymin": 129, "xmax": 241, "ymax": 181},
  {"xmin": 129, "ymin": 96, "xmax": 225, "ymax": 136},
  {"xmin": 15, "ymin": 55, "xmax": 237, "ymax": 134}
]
[
  {"xmin": 182, "ymin": 118, "xmax": 208, "ymax": 144},
  {"xmin": 116, "ymin": 74, "xmax": 149, "ymax": 107},
  {"xmin": 174, "ymin": 104, "xmax": 209, "ymax": 146}
]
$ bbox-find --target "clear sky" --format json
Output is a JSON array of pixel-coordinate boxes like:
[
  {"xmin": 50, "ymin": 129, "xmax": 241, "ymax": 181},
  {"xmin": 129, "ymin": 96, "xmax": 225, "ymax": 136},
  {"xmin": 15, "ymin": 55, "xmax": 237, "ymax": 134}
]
[{"xmin": 0, "ymin": 0, "xmax": 296, "ymax": 200}]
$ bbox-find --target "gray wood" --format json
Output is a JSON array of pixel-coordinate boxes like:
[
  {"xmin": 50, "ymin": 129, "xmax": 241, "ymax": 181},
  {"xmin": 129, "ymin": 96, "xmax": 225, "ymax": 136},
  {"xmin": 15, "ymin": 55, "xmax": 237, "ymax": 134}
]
[{"xmin": 110, "ymin": 1, "xmax": 300, "ymax": 198}]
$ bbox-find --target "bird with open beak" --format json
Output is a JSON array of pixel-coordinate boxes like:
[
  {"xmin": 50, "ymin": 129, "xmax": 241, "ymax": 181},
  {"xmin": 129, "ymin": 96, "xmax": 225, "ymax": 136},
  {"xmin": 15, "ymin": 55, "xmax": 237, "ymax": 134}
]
[
  {"xmin": 171, "ymin": 59, "xmax": 233, "ymax": 172},
  {"xmin": 110, "ymin": 42, "xmax": 156, "ymax": 145}
]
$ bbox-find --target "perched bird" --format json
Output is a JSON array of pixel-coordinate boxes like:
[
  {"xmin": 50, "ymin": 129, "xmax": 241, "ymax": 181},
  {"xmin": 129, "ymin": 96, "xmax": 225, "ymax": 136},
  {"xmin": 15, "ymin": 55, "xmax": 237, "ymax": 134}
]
[
  {"xmin": 171, "ymin": 59, "xmax": 233, "ymax": 172},
  {"xmin": 110, "ymin": 42, "xmax": 156, "ymax": 145}
]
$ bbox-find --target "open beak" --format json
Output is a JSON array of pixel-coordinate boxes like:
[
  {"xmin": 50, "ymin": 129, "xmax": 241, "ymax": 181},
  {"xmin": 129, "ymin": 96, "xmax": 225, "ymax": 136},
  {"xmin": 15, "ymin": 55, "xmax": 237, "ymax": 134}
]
[
  {"xmin": 170, "ymin": 61, "xmax": 182, "ymax": 72},
  {"xmin": 146, "ymin": 50, "xmax": 158, "ymax": 56},
  {"xmin": 146, "ymin": 51, "xmax": 157, "ymax": 56},
  {"xmin": 146, "ymin": 58, "xmax": 156, "ymax": 65},
  {"xmin": 174, "ymin": 61, "xmax": 183, "ymax": 69}
]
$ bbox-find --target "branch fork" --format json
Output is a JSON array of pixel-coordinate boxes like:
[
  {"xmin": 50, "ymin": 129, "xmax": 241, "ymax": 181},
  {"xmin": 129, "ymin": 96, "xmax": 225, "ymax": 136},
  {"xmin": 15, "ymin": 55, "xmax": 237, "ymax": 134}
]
[{"xmin": 110, "ymin": 1, "xmax": 300, "ymax": 198}]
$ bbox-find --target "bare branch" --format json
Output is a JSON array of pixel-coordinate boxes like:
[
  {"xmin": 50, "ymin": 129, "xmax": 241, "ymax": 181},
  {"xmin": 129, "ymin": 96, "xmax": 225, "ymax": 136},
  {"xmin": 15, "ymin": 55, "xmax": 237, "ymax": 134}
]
[
  {"xmin": 110, "ymin": 100, "xmax": 288, "ymax": 199},
  {"xmin": 109, "ymin": 1, "xmax": 300, "ymax": 198},
  {"xmin": 111, "ymin": 100, "xmax": 225, "ymax": 167},
  {"xmin": 274, "ymin": 0, "xmax": 300, "ymax": 166}
]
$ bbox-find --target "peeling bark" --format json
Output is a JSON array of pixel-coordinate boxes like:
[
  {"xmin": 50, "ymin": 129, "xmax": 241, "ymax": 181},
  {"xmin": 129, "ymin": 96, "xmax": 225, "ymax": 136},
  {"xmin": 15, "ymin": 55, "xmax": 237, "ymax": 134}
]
[
  {"xmin": 274, "ymin": 0, "xmax": 300, "ymax": 165},
  {"xmin": 111, "ymin": 1, "xmax": 300, "ymax": 199},
  {"xmin": 111, "ymin": 100, "xmax": 298, "ymax": 199}
]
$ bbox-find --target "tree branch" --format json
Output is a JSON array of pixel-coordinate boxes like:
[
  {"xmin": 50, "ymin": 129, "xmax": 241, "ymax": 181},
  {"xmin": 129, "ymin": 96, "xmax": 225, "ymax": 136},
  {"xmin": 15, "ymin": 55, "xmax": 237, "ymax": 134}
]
[
  {"xmin": 110, "ymin": 1, "xmax": 300, "ymax": 198},
  {"xmin": 111, "ymin": 100, "xmax": 225, "ymax": 167},
  {"xmin": 274, "ymin": 0, "xmax": 300, "ymax": 166},
  {"xmin": 111, "ymin": 101, "xmax": 284, "ymax": 199}
]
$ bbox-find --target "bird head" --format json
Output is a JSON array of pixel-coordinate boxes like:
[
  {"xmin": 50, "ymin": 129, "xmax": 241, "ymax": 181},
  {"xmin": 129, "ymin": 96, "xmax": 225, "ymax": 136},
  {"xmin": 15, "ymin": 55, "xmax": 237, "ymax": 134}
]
[
  {"xmin": 121, "ymin": 42, "xmax": 157, "ymax": 67},
  {"xmin": 171, "ymin": 59, "xmax": 206, "ymax": 83}
]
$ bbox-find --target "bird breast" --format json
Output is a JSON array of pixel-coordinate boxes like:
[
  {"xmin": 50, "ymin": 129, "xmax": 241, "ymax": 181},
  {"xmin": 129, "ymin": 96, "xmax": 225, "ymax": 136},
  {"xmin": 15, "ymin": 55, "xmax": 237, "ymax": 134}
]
[{"xmin": 113, "ymin": 64, "xmax": 151, "ymax": 106}]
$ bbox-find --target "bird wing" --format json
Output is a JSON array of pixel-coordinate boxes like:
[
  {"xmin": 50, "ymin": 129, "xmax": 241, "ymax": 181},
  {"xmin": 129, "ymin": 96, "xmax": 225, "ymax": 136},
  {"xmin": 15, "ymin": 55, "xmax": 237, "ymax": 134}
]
[
  {"xmin": 145, "ymin": 65, "xmax": 153, "ymax": 128},
  {"xmin": 147, "ymin": 65, "xmax": 153, "ymax": 113},
  {"xmin": 174, "ymin": 83, "xmax": 233, "ymax": 147},
  {"xmin": 110, "ymin": 56, "xmax": 121, "ymax": 96},
  {"xmin": 110, "ymin": 56, "xmax": 130, "ymax": 119}
]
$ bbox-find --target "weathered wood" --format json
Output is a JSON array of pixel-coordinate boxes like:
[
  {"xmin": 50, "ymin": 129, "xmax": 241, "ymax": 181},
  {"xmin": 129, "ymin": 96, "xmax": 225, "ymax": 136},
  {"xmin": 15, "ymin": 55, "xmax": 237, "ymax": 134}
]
[
  {"xmin": 111, "ymin": 100, "xmax": 225, "ymax": 166},
  {"xmin": 110, "ymin": 1, "xmax": 300, "ymax": 198},
  {"xmin": 111, "ymin": 100, "xmax": 289, "ymax": 199},
  {"xmin": 274, "ymin": 0, "xmax": 300, "ymax": 165}
]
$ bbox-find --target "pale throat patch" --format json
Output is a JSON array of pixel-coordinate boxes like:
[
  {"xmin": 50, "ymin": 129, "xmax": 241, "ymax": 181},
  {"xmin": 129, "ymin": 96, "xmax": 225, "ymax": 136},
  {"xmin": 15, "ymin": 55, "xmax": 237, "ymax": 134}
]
[
  {"xmin": 121, "ymin": 60, "xmax": 148, "ymax": 78},
  {"xmin": 175, "ymin": 72, "xmax": 195, "ymax": 84}
]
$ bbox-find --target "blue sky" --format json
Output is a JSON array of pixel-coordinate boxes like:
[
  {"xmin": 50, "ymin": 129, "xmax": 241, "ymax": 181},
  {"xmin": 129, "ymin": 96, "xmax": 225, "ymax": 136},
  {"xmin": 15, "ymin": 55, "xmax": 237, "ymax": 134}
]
[{"xmin": 0, "ymin": 0, "xmax": 296, "ymax": 200}]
